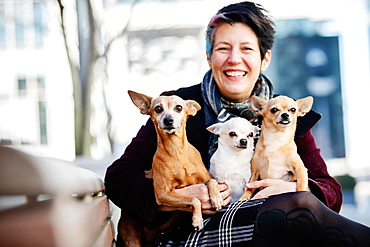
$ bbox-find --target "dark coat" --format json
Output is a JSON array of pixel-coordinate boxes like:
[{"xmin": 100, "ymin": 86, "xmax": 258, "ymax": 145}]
[{"xmin": 104, "ymin": 83, "xmax": 342, "ymax": 229}]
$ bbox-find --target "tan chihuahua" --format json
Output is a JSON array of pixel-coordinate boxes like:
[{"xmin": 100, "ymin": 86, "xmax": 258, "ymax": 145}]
[
  {"xmin": 128, "ymin": 90, "xmax": 223, "ymax": 230},
  {"xmin": 240, "ymin": 95, "xmax": 313, "ymax": 200}
]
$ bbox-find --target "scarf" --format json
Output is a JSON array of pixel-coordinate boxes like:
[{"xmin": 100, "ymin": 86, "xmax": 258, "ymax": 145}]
[{"xmin": 201, "ymin": 69, "xmax": 274, "ymax": 164}]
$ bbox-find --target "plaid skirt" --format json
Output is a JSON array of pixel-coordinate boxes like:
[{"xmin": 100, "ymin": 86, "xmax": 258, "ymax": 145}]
[{"xmin": 155, "ymin": 198, "xmax": 266, "ymax": 247}]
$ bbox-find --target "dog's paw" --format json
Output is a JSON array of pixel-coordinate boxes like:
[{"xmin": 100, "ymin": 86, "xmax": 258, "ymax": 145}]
[
  {"xmin": 192, "ymin": 215, "xmax": 204, "ymax": 231},
  {"xmin": 144, "ymin": 169, "xmax": 153, "ymax": 179},
  {"xmin": 210, "ymin": 194, "xmax": 223, "ymax": 211},
  {"xmin": 239, "ymin": 190, "xmax": 253, "ymax": 201}
]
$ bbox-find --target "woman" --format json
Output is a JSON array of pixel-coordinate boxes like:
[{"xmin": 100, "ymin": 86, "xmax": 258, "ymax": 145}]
[{"xmin": 105, "ymin": 2, "xmax": 370, "ymax": 246}]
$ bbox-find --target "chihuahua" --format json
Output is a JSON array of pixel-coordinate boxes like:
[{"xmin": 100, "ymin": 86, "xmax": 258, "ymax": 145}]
[
  {"xmin": 207, "ymin": 117, "xmax": 260, "ymax": 202},
  {"xmin": 240, "ymin": 95, "xmax": 313, "ymax": 200},
  {"xmin": 128, "ymin": 90, "xmax": 223, "ymax": 230}
]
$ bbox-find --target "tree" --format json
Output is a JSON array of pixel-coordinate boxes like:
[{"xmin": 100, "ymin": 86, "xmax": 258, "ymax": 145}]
[{"xmin": 56, "ymin": 0, "xmax": 138, "ymax": 156}]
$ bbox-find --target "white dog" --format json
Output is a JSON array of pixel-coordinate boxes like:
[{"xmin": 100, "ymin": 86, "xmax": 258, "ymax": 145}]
[{"xmin": 207, "ymin": 117, "xmax": 260, "ymax": 202}]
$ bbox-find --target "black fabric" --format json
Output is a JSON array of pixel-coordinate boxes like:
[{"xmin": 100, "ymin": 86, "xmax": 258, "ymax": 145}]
[{"xmin": 252, "ymin": 191, "xmax": 370, "ymax": 247}]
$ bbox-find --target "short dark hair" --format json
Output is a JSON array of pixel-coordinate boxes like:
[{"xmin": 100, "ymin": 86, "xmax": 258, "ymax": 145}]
[{"xmin": 206, "ymin": 1, "xmax": 275, "ymax": 59}]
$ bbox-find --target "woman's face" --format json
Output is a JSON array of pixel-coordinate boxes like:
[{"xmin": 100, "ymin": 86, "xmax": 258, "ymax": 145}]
[{"xmin": 207, "ymin": 22, "xmax": 271, "ymax": 101}]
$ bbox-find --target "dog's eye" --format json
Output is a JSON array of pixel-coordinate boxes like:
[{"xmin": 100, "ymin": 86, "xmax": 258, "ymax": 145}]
[
  {"xmin": 270, "ymin": 108, "xmax": 279, "ymax": 113},
  {"xmin": 248, "ymin": 132, "xmax": 254, "ymax": 137},
  {"xmin": 154, "ymin": 106, "xmax": 163, "ymax": 113},
  {"xmin": 229, "ymin": 132, "xmax": 237, "ymax": 137},
  {"xmin": 290, "ymin": 108, "xmax": 296, "ymax": 113},
  {"xmin": 175, "ymin": 105, "xmax": 183, "ymax": 112}
]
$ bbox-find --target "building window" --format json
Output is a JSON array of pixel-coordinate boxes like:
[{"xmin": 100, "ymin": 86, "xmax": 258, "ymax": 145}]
[
  {"xmin": 0, "ymin": 4, "xmax": 5, "ymax": 48},
  {"xmin": 18, "ymin": 77, "xmax": 27, "ymax": 92},
  {"xmin": 37, "ymin": 75, "xmax": 45, "ymax": 89},
  {"xmin": 14, "ymin": 2, "xmax": 25, "ymax": 47},
  {"xmin": 33, "ymin": 2, "xmax": 44, "ymax": 47},
  {"xmin": 38, "ymin": 101, "xmax": 47, "ymax": 144}
]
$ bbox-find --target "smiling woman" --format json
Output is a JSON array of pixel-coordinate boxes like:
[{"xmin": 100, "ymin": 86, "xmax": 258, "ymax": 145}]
[
  {"xmin": 105, "ymin": 1, "xmax": 370, "ymax": 246},
  {"xmin": 207, "ymin": 22, "xmax": 271, "ymax": 102}
]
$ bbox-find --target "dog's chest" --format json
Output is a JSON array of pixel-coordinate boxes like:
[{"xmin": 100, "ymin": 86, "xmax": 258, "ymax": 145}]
[
  {"xmin": 263, "ymin": 165, "xmax": 293, "ymax": 181},
  {"xmin": 253, "ymin": 153, "xmax": 296, "ymax": 181},
  {"xmin": 153, "ymin": 156, "xmax": 209, "ymax": 188},
  {"xmin": 173, "ymin": 164, "xmax": 208, "ymax": 187}
]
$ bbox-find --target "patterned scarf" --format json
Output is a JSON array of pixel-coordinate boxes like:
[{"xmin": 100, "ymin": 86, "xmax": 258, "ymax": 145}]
[{"xmin": 201, "ymin": 69, "xmax": 274, "ymax": 163}]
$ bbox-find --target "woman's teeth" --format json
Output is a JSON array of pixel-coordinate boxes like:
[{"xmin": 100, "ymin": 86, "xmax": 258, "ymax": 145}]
[{"xmin": 224, "ymin": 71, "xmax": 246, "ymax": 77}]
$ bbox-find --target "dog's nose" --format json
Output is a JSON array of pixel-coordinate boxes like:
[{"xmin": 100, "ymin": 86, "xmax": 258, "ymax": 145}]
[
  {"xmin": 163, "ymin": 117, "xmax": 174, "ymax": 126},
  {"xmin": 281, "ymin": 113, "xmax": 290, "ymax": 120},
  {"xmin": 240, "ymin": 138, "xmax": 248, "ymax": 146}
]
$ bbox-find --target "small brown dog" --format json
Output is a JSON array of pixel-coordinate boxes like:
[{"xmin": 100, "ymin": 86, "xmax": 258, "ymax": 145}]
[
  {"xmin": 121, "ymin": 91, "xmax": 223, "ymax": 245},
  {"xmin": 240, "ymin": 95, "xmax": 313, "ymax": 200}
]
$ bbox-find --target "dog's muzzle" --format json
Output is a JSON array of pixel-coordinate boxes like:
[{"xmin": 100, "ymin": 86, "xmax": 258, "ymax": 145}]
[
  {"xmin": 161, "ymin": 116, "xmax": 177, "ymax": 132},
  {"xmin": 238, "ymin": 138, "xmax": 248, "ymax": 149},
  {"xmin": 163, "ymin": 116, "xmax": 174, "ymax": 126},
  {"xmin": 278, "ymin": 113, "xmax": 291, "ymax": 125}
]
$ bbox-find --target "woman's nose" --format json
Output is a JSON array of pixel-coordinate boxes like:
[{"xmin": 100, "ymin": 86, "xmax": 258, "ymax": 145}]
[{"xmin": 228, "ymin": 49, "xmax": 242, "ymax": 64}]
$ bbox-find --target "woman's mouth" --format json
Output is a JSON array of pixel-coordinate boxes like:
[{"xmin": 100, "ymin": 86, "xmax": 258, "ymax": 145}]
[{"xmin": 224, "ymin": 71, "xmax": 247, "ymax": 78}]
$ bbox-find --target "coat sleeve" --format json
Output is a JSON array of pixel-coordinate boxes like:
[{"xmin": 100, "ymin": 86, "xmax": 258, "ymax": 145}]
[
  {"xmin": 297, "ymin": 130, "xmax": 343, "ymax": 213},
  {"xmin": 104, "ymin": 119, "xmax": 162, "ymax": 227}
]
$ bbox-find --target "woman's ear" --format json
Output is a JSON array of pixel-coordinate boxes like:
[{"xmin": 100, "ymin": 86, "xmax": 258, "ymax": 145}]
[
  {"xmin": 261, "ymin": 49, "xmax": 272, "ymax": 72},
  {"xmin": 206, "ymin": 52, "xmax": 212, "ymax": 68}
]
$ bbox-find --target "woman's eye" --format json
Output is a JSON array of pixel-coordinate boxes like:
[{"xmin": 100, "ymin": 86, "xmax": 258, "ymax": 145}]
[{"xmin": 217, "ymin": 47, "xmax": 229, "ymax": 51}]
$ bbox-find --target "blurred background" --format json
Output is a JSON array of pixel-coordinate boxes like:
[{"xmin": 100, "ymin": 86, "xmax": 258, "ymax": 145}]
[{"xmin": 0, "ymin": 0, "xmax": 369, "ymax": 226}]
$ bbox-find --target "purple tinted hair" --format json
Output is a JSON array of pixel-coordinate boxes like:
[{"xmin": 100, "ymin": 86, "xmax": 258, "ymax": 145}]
[{"xmin": 206, "ymin": 1, "xmax": 275, "ymax": 59}]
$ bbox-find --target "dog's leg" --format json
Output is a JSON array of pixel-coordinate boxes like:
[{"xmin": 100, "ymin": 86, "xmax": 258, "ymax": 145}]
[
  {"xmin": 118, "ymin": 212, "xmax": 142, "ymax": 247},
  {"xmin": 191, "ymin": 197, "xmax": 204, "ymax": 230},
  {"xmin": 156, "ymin": 190, "xmax": 205, "ymax": 230},
  {"xmin": 239, "ymin": 171, "xmax": 258, "ymax": 201},
  {"xmin": 207, "ymin": 178, "xmax": 223, "ymax": 210},
  {"xmin": 292, "ymin": 160, "xmax": 309, "ymax": 191}
]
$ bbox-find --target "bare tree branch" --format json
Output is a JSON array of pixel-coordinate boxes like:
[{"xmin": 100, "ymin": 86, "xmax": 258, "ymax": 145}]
[
  {"xmin": 56, "ymin": 0, "xmax": 83, "ymax": 155},
  {"xmin": 57, "ymin": 0, "xmax": 140, "ymax": 156},
  {"xmin": 103, "ymin": 0, "xmax": 140, "ymax": 57}
]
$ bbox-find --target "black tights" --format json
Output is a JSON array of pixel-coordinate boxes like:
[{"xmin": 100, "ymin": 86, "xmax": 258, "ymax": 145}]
[{"xmin": 252, "ymin": 191, "xmax": 370, "ymax": 247}]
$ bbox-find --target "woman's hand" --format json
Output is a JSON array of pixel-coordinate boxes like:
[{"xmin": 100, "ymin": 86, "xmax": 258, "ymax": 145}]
[
  {"xmin": 158, "ymin": 183, "xmax": 231, "ymax": 215},
  {"xmin": 246, "ymin": 179, "xmax": 308, "ymax": 200}
]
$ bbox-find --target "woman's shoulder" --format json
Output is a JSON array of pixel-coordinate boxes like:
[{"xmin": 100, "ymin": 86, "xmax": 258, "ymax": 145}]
[{"xmin": 295, "ymin": 110, "xmax": 322, "ymax": 141}]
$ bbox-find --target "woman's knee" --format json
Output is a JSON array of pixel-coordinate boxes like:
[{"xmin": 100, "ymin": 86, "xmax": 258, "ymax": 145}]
[
  {"xmin": 260, "ymin": 191, "xmax": 325, "ymax": 213},
  {"xmin": 286, "ymin": 191, "xmax": 323, "ymax": 209},
  {"xmin": 254, "ymin": 191, "xmax": 322, "ymax": 245}
]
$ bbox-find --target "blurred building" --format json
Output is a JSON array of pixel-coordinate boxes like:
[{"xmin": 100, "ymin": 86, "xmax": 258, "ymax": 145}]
[
  {"xmin": 268, "ymin": 20, "xmax": 345, "ymax": 159},
  {"xmin": 0, "ymin": 0, "xmax": 75, "ymax": 160}
]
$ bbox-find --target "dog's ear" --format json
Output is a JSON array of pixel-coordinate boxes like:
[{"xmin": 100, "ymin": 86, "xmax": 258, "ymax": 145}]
[
  {"xmin": 250, "ymin": 96, "xmax": 266, "ymax": 115},
  {"xmin": 297, "ymin": 96, "xmax": 314, "ymax": 117},
  {"xmin": 206, "ymin": 123, "xmax": 223, "ymax": 135},
  {"xmin": 128, "ymin": 90, "xmax": 152, "ymax": 115},
  {"xmin": 186, "ymin": 100, "xmax": 201, "ymax": 116}
]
